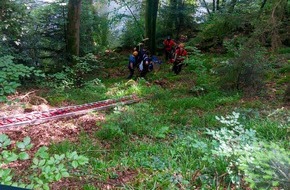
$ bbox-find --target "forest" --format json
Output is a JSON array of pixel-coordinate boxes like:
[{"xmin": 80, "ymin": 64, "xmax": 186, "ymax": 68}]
[{"xmin": 0, "ymin": 0, "xmax": 289, "ymax": 189}]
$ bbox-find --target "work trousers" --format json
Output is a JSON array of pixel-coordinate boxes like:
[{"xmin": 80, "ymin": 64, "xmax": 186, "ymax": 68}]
[{"xmin": 172, "ymin": 61, "xmax": 183, "ymax": 74}]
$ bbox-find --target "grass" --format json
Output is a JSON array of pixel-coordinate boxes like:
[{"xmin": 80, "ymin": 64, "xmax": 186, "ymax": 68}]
[{"xmin": 43, "ymin": 52, "xmax": 290, "ymax": 189}]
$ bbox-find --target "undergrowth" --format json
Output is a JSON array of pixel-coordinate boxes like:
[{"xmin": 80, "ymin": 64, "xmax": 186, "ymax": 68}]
[{"xmin": 4, "ymin": 51, "xmax": 289, "ymax": 189}]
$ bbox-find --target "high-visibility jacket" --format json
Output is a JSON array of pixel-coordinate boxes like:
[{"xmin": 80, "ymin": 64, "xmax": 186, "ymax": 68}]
[
  {"xmin": 163, "ymin": 39, "xmax": 176, "ymax": 51},
  {"xmin": 175, "ymin": 48, "xmax": 187, "ymax": 61}
]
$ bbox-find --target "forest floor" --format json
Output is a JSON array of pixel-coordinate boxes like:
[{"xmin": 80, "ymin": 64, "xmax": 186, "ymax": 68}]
[{"xmin": 0, "ymin": 51, "xmax": 289, "ymax": 189}]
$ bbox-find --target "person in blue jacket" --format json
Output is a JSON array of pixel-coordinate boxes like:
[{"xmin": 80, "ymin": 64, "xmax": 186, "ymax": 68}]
[
  {"xmin": 140, "ymin": 50, "xmax": 150, "ymax": 78},
  {"xmin": 127, "ymin": 51, "xmax": 139, "ymax": 79}
]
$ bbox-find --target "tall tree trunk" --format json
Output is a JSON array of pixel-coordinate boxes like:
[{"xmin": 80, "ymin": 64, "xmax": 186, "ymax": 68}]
[
  {"xmin": 176, "ymin": 0, "xmax": 186, "ymax": 38},
  {"xmin": 167, "ymin": 0, "xmax": 177, "ymax": 36},
  {"xmin": 87, "ymin": 0, "xmax": 95, "ymax": 49},
  {"xmin": 213, "ymin": 0, "xmax": 216, "ymax": 12},
  {"xmin": 216, "ymin": 0, "xmax": 220, "ymax": 10},
  {"xmin": 145, "ymin": 0, "xmax": 159, "ymax": 54},
  {"xmin": 67, "ymin": 0, "xmax": 81, "ymax": 62}
]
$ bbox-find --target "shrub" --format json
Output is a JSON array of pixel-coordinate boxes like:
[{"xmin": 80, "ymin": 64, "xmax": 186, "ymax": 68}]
[
  {"xmin": 43, "ymin": 53, "xmax": 100, "ymax": 89},
  {"xmin": 205, "ymin": 111, "xmax": 289, "ymax": 189},
  {"xmin": 0, "ymin": 134, "xmax": 89, "ymax": 189},
  {"xmin": 238, "ymin": 142, "xmax": 290, "ymax": 190},
  {"xmin": 217, "ymin": 44, "xmax": 269, "ymax": 95},
  {"xmin": 206, "ymin": 112, "xmax": 258, "ymax": 186},
  {"xmin": 0, "ymin": 56, "xmax": 44, "ymax": 102}
]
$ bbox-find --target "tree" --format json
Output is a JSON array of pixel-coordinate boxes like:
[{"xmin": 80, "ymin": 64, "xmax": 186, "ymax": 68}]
[
  {"xmin": 145, "ymin": 0, "xmax": 159, "ymax": 54},
  {"xmin": 0, "ymin": 0, "xmax": 27, "ymax": 58},
  {"xmin": 80, "ymin": 0, "xmax": 110, "ymax": 54},
  {"xmin": 67, "ymin": 0, "xmax": 82, "ymax": 61}
]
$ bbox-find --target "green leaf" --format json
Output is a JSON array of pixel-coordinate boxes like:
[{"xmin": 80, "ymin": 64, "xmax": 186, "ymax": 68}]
[
  {"xmin": 26, "ymin": 144, "xmax": 33, "ymax": 150},
  {"xmin": 36, "ymin": 146, "xmax": 49, "ymax": 159},
  {"xmin": 33, "ymin": 158, "xmax": 39, "ymax": 165},
  {"xmin": 6, "ymin": 153, "xmax": 18, "ymax": 162},
  {"xmin": 4, "ymin": 175, "xmax": 12, "ymax": 182},
  {"xmin": 0, "ymin": 134, "xmax": 9, "ymax": 142},
  {"xmin": 47, "ymin": 157, "xmax": 55, "ymax": 165},
  {"xmin": 0, "ymin": 96, "xmax": 7, "ymax": 102},
  {"xmin": 19, "ymin": 184, "xmax": 27, "ymax": 188},
  {"xmin": 44, "ymin": 165, "xmax": 51, "ymax": 173},
  {"xmin": 77, "ymin": 156, "xmax": 89, "ymax": 165},
  {"xmin": 39, "ymin": 159, "xmax": 46, "ymax": 166},
  {"xmin": 36, "ymin": 179, "xmax": 44, "ymax": 185},
  {"xmin": 19, "ymin": 152, "xmax": 30, "ymax": 160},
  {"xmin": 0, "ymin": 134, "xmax": 11, "ymax": 148},
  {"xmin": 26, "ymin": 184, "xmax": 34, "ymax": 189},
  {"xmin": 16, "ymin": 142, "xmax": 25, "ymax": 150},
  {"xmin": 55, "ymin": 173, "xmax": 62, "ymax": 181},
  {"xmin": 67, "ymin": 151, "xmax": 78, "ymax": 160},
  {"xmin": 23, "ymin": 137, "xmax": 31, "ymax": 146},
  {"xmin": 72, "ymin": 161, "xmax": 78, "ymax": 169},
  {"xmin": 58, "ymin": 163, "xmax": 64, "ymax": 170},
  {"xmin": 272, "ymin": 181, "xmax": 279, "ymax": 186},
  {"xmin": 43, "ymin": 184, "xmax": 50, "ymax": 190},
  {"xmin": 61, "ymin": 171, "xmax": 70, "ymax": 178}
]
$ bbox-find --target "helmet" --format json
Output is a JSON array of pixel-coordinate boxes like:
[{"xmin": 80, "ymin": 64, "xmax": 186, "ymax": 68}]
[
  {"xmin": 167, "ymin": 36, "xmax": 171, "ymax": 40},
  {"xmin": 178, "ymin": 43, "xmax": 185, "ymax": 48},
  {"xmin": 133, "ymin": 51, "xmax": 138, "ymax": 56}
]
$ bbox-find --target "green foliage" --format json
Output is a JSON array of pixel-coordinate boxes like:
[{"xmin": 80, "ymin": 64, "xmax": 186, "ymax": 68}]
[
  {"xmin": 80, "ymin": 1, "xmax": 109, "ymax": 53},
  {"xmin": 0, "ymin": 135, "xmax": 89, "ymax": 190},
  {"xmin": 0, "ymin": 56, "xmax": 44, "ymax": 102},
  {"xmin": 157, "ymin": 1, "xmax": 197, "ymax": 39},
  {"xmin": 43, "ymin": 53, "xmax": 100, "ymax": 89},
  {"xmin": 119, "ymin": 19, "xmax": 144, "ymax": 49},
  {"xmin": 205, "ymin": 112, "xmax": 258, "ymax": 185},
  {"xmin": 96, "ymin": 103, "xmax": 169, "ymax": 141},
  {"xmin": 194, "ymin": 0, "xmax": 289, "ymax": 51},
  {"xmin": 187, "ymin": 47, "xmax": 218, "ymax": 95},
  {"xmin": 0, "ymin": 0, "xmax": 28, "ymax": 58},
  {"xmin": 238, "ymin": 142, "xmax": 290, "ymax": 190},
  {"xmin": 46, "ymin": 78, "xmax": 107, "ymax": 105},
  {"xmin": 194, "ymin": 13, "xmax": 251, "ymax": 50},
  {"xmin": 244, "ymin": 108, "xmax": 290, "ymax": 143},
  {"xmin": 217, "ymin": 44, "xmax": 269, "ymax": 95},
  {"xmin": 277, "ymin": 47, "xmax": 290, "ymax": 54},
  {"xmin": 200, "ymin": 111, "xmax": 289, "ymax": 189},
  {"xmin": 27, "ymin": 1, "xmax": 68, "ymax": 72}
]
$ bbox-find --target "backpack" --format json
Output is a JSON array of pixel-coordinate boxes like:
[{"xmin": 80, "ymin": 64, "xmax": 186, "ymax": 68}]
[
  {"xmin": 151, "ymin": 55, "xmax": 162, "ymax": 65},
  {"xmin": 139, "ymin": 60, "xmax": 144, "ymax": 71}
]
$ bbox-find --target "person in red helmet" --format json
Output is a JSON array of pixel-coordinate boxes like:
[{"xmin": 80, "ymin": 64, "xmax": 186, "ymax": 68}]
[
  {"xmin": 163, "ymin": 36, "xmax": 176, "ymax": 61},
  {"xmin": 172, "ymin": 43, "xmax": 188, "ymax": 74}
]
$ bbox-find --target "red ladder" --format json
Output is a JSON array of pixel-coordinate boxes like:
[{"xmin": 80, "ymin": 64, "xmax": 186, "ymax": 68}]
[{"xmin": 0, "ymin": 95, "xmax": 140, "ymax": 129}]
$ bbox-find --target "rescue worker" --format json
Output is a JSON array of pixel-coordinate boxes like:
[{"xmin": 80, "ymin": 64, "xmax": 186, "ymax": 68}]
[
  {"xmin": 172, "ymin": 43, "xmax": 188, "ymax": 75},
  {"xmin": 140, "ymin": 50, "xmax": 150, "ymax": 78},
  {"xmin": 137, "ymin": 45, "xmax": 147, "ymax": 65},
  {"xmin": 163, "ymin": 36, "xmax": 176, "ymax": 61},
  {"xmin": 127, "ymin": 51, "xmax": 139, "ymax": 79}
]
